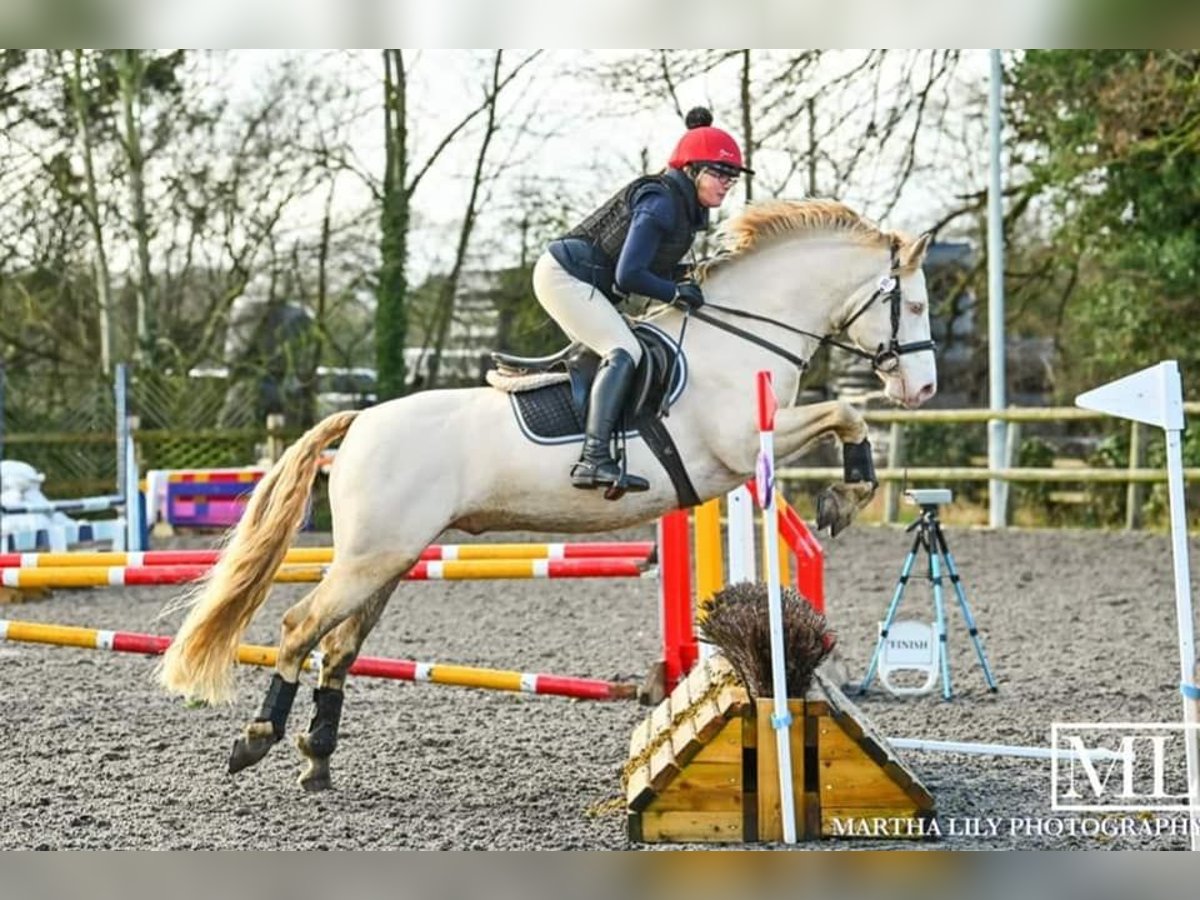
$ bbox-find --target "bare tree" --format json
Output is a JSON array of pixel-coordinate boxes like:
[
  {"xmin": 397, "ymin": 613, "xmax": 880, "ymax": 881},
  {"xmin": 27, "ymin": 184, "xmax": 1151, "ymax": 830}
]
[
  {"xmin": 65, "ymin": 49, "xmax": 114, "ymax": 374},
  {"xmin": 114, "ymin": 50, "xmax": 153, "ymax": 365},
  {"xmin": 739, "ymin": 49, "xmax": 754, "ymax": 202},
  {"xmin": 596, "ymin": 50, "xmax": 962, "ymax": 219},
  {"xmin": 424, "ymin": 52, "xmax": 503, "ymax": 389},
  {"xmin": 374, "ymin": 49, "xmax": 543, "ymax": 399},
  {"xmin": 377, "ymin": 49, "xmax": 409, "ymax": 399}
]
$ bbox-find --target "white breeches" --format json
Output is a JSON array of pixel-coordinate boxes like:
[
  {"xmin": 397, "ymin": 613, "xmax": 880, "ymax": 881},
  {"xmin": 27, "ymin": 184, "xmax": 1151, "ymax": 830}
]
[{"xmin": 531, "ymin": 252, "xmax": 642, "ymax": 365}]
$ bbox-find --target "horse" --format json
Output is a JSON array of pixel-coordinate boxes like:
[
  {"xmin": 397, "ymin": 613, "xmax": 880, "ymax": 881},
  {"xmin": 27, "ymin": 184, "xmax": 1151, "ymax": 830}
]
[{"xmin": 158, "ymin": 199, "xmax": 938, "ymax": 791}]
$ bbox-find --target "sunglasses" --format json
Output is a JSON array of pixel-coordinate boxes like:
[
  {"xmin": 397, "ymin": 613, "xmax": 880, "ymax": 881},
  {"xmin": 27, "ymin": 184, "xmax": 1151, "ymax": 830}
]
[{"xmin": 701, "ymin": 165, "xmax": 740, "ymax": 186}]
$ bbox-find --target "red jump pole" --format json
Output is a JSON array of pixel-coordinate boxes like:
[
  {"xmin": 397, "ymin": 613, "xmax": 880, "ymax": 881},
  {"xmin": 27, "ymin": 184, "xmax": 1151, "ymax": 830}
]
[
  {"xmin": 743, "ymin": 481, "xmax": 826, "ymax": 615},
  {"xmin": 657, "ymin": 509, "xmax": 695, "ymax": 689},
  {"xmin": 779, "ymin": 501, "xmax": 825, "ymax": 614}
]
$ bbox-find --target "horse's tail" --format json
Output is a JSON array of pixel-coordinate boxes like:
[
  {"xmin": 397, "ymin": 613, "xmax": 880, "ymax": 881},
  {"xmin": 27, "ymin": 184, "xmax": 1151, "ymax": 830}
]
[{"xmin": 157, "ymin": 410, "xmax": 360, "ymax": 705}]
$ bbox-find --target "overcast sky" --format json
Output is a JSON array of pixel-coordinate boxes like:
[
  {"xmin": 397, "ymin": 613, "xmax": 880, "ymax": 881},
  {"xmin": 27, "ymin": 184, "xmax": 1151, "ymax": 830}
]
[{"xmin": 213, "ymin": 50, "xmax": 1000, "ymax": 284}]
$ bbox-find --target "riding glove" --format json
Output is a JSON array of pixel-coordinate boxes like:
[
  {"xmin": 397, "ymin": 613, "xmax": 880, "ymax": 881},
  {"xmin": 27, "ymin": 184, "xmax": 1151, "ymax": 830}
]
[{"xmin": 673, "ymin": 281, "xmax": 705, "ymax": 311}]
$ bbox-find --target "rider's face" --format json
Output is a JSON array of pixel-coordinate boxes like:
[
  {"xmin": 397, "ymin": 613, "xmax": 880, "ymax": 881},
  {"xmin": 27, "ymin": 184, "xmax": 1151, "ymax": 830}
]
[{"xmin": 696, "ymin": 167, "xmax": 737, "ymax": 208}]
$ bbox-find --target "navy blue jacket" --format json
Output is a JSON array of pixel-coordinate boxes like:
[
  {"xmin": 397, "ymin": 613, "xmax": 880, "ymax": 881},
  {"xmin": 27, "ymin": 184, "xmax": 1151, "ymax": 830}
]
[{"xmin": 549, "ymin": 168, "xmax": 706, "ymax": 304}]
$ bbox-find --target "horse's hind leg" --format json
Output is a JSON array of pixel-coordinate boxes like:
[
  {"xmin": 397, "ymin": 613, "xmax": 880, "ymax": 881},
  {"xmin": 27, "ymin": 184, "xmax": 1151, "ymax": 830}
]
[
  {"xmin": 295, "ymin": 580, "xmax": 397, "ymax": 792},
  {"xmin": 227, "ymin": 558, "xmax": 409, "ymax": 776},
  {"xmin": 227, "ymin": 587, "xmax": 318, "ymax": 775}
]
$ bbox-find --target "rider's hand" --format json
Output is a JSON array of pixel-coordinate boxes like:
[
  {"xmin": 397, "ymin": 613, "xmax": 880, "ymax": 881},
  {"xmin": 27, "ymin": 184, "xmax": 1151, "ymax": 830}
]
[{"xmin": 673, "ymin": 281, "xmax": 705, "ymax": 312}]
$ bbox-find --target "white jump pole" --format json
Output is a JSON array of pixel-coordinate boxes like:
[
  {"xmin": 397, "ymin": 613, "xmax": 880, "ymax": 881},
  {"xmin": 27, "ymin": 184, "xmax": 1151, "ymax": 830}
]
[
  {"xmin": 726, "ymin": 484, "xmax": 756, "ymax": 585},
  {"xmin": 755, "ymin": 370, "xmax": 797, "ymax": 844},
  {"xmin": 1077, "ymin": 360, "xmax": 1199, "ymax": 851},
  {"xmin": 890, "ymin": 736, "xmax": 1131, "ymax": 763}
]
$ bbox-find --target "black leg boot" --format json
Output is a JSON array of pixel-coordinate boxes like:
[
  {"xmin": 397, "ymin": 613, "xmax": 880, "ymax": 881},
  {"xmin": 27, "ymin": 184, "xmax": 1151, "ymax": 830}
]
[{"xmin": 570, "ymin": 348, "xmax": 649, "ymax": 495}]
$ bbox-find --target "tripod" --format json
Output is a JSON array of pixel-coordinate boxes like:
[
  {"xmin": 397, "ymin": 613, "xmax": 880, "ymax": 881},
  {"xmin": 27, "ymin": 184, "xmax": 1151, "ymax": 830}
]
[{"xmin": 858, "ymin": 495, "xmax": 998, "ymax": 700}]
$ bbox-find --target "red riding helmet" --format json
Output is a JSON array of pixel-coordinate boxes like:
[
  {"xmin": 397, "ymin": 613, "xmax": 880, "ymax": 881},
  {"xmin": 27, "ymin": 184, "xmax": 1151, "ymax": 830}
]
[{"xmin": 668, "ymin": 107, "xmax": 753, "ymax": 175}]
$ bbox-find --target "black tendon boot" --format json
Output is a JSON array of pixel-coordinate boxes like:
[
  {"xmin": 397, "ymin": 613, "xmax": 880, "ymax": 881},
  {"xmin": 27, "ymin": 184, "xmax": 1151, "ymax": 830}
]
[{"xmin": 571, "ymin": 348, "xmax": 649, "ymax": 497}]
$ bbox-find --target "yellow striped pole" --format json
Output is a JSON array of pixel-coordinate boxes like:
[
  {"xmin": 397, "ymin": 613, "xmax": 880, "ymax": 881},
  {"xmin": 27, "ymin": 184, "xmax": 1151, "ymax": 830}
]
[
  {"xmin": 0, "ymin": 557, "xmax": 650, "ymax": 589},
  {"xmin": 0, "ymin": 541, "xmax": 654, "ymax": 569},
  {"xmin": 0, "ymin": 619, "xmax": 634, "ymax": 700}
]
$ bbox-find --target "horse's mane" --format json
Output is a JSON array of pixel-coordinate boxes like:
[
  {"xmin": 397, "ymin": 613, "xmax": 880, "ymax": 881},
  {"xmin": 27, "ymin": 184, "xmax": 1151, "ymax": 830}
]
[{"xmin": 696, "ymin": 199, "xmax": 904, "ymax": 281}]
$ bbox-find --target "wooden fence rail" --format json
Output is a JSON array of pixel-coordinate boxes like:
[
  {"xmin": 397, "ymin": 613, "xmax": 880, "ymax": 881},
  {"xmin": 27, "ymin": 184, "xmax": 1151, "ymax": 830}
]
[
  {"xmin": 7, "ymin": 404, "xmax": 1200, "ymax": 529},
  {"xmin": 779, "ymin": 466, "xmax": 1200, "ymax": 484},
  {"xmin": 781, "ymin": 403, "xmax": 1200, "ymax": 529},
  {"xmin": 858, "ymin": 403, "xmax": 1200, "ymax": 424}
]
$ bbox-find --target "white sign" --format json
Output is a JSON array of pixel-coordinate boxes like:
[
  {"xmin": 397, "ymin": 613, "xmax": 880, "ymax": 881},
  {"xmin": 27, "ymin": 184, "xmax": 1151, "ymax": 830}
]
[
  {"xmin": 1075, "ymin": 360, "xmax": 1184, "ymax": 430},
  {"xmin": 1075, "ymin": 361, "xmax": 1198, "ymax": 850},
  {"xmin": 878, "ymin": 620, "xmax": 939, "ymax": 697}
]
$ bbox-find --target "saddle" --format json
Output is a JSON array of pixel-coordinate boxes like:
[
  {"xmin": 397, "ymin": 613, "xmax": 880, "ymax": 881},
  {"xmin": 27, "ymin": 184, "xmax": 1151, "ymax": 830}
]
[{"xmin": 487, "ymin": 322, "xmax": 700, "ymax": 508}]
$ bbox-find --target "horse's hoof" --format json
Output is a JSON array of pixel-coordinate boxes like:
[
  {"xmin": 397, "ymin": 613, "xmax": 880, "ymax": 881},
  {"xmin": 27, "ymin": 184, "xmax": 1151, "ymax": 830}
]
[
  {"xmin": 815, "ymin": 489, "xmax": 837, "ymax": 535},
  {"xmin": 828, "ymin": 515, "xmax": 849, "ymax": 539},
  {"xmin": 300, "ymin": 774, "xmax": 331, "ymax": 793},
  {"xmin": 297, "ymin": 754, "xmax": 332, "ymax": 792},
  {"xmin": 228, "ymin": 726, "xmax": 279, "ymax": 775}
]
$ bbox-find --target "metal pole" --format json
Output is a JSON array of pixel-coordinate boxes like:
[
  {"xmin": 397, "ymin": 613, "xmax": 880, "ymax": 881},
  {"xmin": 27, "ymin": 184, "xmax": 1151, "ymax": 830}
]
[
  {"xmin": 987, "ymin": 49, "xmax": 1008, "ymax": 528},
  {"xmin": 0, "ymin": 361, "xmax": 6, "ymax": 547},
  {"xmin": 1164, "ymin": 425, "xmax": 1200, "ymax": 851},
  {"xmin": 114, "ymin": 363, "xmax": 127, "ymax": 494},
  {"xmin": 756, "ymin": 371, "xmax": 797, "ymax": 844}
]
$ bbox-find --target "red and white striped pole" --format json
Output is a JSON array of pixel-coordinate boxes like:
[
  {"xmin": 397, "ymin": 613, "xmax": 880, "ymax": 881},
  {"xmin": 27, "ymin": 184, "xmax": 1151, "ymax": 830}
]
[
  {"xmin": 779, "ymin": 502, "xmax": 825, "ymax": 615},
  {"xmin": 0, "ymin": 541, "xmax": 654, "ymax": 569},
  {"xmin": 0, "ymin": 557, "xmax": 650, "ymax": 588}
]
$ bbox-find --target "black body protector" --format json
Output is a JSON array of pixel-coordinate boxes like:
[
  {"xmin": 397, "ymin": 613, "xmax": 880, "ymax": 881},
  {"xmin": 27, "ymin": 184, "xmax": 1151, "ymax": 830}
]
[{"xmin": 558, "ymin": 167, "xmax": 705, "ymax": 296}]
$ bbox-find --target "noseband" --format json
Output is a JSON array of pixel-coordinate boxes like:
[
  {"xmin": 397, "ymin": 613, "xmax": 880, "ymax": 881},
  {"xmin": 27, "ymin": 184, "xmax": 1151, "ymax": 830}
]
[{"xmin": 688, "ymin": 239, "xmax": 937, "ymax": 373}]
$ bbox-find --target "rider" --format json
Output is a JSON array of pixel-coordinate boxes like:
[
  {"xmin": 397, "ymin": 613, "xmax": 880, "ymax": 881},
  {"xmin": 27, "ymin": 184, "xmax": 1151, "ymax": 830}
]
[{"xmin": 534, "ymin": 106, "xmax": 751, "ymax": 495}]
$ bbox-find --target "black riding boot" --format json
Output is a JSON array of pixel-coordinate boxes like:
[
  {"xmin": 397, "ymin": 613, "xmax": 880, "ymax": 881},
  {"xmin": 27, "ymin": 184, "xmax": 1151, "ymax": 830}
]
[{"xmin": 571, "ymin": 348, "xmax": 649, "ymax": 495}]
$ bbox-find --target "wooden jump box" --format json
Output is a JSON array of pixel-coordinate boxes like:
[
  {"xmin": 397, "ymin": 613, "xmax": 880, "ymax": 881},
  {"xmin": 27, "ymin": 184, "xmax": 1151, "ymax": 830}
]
[{"xmin": 625, "ymin": 657, "xmax": 935, "ymax": 843}]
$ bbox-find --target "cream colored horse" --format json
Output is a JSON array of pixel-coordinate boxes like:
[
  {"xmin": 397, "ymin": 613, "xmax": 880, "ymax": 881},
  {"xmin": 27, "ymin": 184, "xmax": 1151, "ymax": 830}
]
[{"xmin": 159, "ymin": 200, "xmax": 938, "ymax": 790}]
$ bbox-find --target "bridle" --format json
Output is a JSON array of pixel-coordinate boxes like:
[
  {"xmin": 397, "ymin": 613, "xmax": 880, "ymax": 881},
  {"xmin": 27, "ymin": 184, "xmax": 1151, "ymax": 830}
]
[{"xmin": 685, "ymin": 240, "xmax": 938, "ymax": 373}]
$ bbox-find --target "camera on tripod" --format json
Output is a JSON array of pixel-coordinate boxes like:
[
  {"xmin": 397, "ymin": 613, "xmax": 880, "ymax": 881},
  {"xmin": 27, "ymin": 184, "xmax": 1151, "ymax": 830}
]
[
  {"xmin": 859, "ymin": 485, "xmax": 998, "ymax": 700},
  {"xmin": 904, "ymin": 488, "xmax": 953, "ymax": 507}
]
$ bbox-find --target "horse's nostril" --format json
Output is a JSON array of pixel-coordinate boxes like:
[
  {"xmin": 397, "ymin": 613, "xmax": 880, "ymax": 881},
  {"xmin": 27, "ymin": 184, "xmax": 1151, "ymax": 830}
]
[{"xmin": 917, "ymin": 382, "xmax": 937, "ymax": 403}]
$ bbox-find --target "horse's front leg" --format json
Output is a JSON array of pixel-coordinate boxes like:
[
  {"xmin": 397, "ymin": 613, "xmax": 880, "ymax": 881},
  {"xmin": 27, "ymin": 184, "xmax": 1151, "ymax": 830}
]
[
  {"xmin": 773, "ymin": 400, "xmax": 877, "ymax": 537},
  {"xmin": 295, "ymin": 582, "xmax": 396, "ymax": 792}
]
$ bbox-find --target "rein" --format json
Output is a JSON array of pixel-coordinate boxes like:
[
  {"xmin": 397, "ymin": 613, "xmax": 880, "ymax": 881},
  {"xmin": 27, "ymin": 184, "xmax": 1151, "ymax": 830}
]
[
  {"xmin": 687, "ymin": 306, "xmax": 811, "ymax": 370},
  {"xmin": 686, "ymin": 241, "xmax": 937, "ymax": 373}
]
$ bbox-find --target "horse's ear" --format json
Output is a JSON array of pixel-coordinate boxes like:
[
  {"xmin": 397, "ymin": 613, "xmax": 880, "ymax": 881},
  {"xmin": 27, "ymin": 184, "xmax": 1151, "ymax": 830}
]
[{"xmin": 899, "ymin": 231, "xmax": 933, "ymax": 269}]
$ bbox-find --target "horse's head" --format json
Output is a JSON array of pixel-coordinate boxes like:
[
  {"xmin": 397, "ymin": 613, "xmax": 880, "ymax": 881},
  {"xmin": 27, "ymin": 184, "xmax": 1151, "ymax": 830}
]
[
  {"xmin": 838, "ymin": 232, "xmax": 938, "ymax": 409},
  {"xmin": 695, "ymin": 201, "xmax": 939, "ymax": 408}
]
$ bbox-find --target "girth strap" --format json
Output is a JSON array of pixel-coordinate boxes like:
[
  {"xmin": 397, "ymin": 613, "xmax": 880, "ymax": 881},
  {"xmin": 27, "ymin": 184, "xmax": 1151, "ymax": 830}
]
[{"xmin": 633, "ymin": 411, "xmax": 701, "ymax": 509}]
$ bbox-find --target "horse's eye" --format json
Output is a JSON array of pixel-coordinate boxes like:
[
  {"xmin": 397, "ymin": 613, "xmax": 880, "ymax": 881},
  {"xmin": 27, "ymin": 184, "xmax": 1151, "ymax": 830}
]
[{"xmin": 907, "ymin": 302, "xmax": 925, "ymax": 316}]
